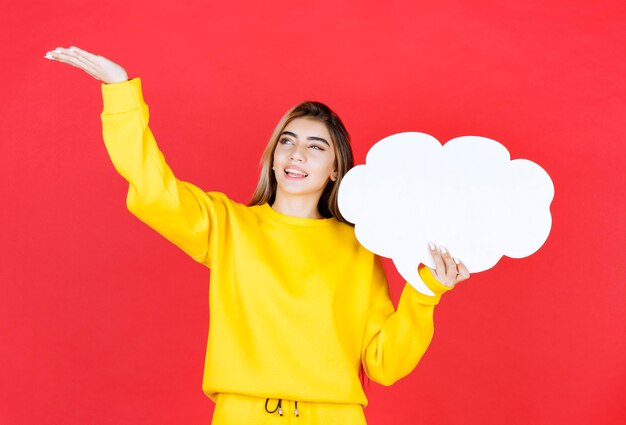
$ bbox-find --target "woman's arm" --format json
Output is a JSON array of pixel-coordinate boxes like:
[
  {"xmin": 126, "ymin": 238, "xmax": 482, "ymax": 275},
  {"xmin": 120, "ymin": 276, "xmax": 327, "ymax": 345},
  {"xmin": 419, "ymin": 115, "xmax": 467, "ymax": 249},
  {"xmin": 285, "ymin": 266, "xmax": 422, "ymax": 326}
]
[
  {"xmin": 361, "ymin": 246, "xmax": 469, "ymax": 385},
  {"xmin": 101, "ymin": 79, "xmax": 215, "ymax": 264},
  {"xmin": 361, "ymin": 266, "xmax": 451, "ymax": 385},
  {"xmin": 46, "ymin": 46, "xmax": 216, "ymax": 265}
]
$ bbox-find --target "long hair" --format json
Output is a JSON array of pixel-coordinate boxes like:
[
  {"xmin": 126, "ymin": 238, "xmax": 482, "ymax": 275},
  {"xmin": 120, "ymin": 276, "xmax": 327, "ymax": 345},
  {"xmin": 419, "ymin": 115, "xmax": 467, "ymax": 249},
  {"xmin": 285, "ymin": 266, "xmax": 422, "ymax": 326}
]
[{"xmin": 249, "ymin": 101, "xmax": 354, "ymax": 224}]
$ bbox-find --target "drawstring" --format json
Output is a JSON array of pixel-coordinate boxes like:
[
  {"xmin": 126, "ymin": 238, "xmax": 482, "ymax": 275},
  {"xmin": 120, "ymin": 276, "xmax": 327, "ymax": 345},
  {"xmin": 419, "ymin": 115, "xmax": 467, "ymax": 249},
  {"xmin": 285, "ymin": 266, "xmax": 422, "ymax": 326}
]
[
  {"xmin": 265, "ymin": 399, "xmax": 299, "ymax": 417},
  {"xmin": 265, "ymin": 398, "xmax": 283, "ymax": 416}
]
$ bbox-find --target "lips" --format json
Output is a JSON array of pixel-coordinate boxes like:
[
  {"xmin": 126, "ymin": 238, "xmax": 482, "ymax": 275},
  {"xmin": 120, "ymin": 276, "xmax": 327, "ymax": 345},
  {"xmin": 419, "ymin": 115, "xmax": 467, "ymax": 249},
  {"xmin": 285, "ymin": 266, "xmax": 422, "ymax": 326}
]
[{"xmin": 284, "ymin": 166, "xmax": 308, "ymax": 178}]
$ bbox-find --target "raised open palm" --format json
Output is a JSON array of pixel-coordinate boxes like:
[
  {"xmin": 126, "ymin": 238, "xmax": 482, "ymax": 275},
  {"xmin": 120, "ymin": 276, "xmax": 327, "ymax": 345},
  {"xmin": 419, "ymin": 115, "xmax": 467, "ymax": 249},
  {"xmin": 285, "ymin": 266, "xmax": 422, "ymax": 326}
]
[{"xmin": 45, "ymin": 46, "xmax": 128, "ymax": 84}]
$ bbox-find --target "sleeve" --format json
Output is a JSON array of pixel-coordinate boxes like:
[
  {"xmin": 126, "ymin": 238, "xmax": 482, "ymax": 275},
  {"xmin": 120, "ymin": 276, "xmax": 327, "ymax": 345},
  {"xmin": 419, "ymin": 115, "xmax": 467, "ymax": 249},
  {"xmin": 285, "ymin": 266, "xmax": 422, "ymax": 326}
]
[
  {"xmin": 361, "ymin": 265, "xmax": 452, "ymax": 386},
  {"xmin": 100, "ymin": 78, "xmax": 221, "ymax": 267}
]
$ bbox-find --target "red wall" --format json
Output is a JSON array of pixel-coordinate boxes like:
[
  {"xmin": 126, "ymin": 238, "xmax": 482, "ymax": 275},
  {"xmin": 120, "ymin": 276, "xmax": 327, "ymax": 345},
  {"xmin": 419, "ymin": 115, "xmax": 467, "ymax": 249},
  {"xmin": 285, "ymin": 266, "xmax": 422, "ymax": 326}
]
[{"xmin": 1, "ymin": 1, "xmax": 625, "ymax": 424}]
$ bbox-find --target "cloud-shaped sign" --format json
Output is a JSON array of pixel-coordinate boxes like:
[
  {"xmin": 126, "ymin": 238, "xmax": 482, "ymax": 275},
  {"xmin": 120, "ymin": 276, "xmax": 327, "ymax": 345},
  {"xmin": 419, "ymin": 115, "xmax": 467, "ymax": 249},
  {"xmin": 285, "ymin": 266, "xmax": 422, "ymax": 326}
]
[{"xmin": 338, "ymin": 132, "xmax": 554, "ymax": 296}]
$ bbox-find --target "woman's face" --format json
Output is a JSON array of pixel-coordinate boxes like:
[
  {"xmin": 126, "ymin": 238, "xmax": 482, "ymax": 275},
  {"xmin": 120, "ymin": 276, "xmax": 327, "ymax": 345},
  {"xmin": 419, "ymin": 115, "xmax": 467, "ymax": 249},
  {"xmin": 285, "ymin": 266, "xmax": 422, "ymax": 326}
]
[{"xmin": 272, "ymin": 117, "xmax": 337, "ymax": 203}]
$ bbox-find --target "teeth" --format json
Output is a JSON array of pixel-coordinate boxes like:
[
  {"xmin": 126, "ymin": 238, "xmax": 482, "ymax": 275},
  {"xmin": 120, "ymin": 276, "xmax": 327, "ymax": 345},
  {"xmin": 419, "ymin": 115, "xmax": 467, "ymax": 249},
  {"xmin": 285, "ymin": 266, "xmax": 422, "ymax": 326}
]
[{"xmin": 286, "ymin": 168, "xmax": 307, "ymax": 176}]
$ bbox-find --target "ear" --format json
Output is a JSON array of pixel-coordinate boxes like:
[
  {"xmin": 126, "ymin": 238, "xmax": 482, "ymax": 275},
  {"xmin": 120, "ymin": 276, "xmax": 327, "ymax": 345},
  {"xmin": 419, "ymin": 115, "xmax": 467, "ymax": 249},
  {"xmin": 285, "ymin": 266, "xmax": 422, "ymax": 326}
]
[{"xmin": 330, "ymin": 170, "xmax": 338, "ymax": 181}]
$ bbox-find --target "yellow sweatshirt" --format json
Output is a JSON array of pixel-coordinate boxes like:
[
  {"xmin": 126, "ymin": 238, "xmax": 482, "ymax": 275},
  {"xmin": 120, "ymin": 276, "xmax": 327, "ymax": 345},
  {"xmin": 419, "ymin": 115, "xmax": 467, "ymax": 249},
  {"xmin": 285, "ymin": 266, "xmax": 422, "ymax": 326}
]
[{"xmin": 100, "ymin": 78, "xmax": 452, "ymax": 407}]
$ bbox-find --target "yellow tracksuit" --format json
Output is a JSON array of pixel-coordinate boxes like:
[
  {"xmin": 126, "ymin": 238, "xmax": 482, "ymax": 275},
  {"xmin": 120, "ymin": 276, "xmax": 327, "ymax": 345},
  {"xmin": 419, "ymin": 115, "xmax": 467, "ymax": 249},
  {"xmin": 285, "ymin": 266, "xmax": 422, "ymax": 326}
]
[{"xmin": 100, "ymin": 78, "xmax": 452, "ymax": 424}]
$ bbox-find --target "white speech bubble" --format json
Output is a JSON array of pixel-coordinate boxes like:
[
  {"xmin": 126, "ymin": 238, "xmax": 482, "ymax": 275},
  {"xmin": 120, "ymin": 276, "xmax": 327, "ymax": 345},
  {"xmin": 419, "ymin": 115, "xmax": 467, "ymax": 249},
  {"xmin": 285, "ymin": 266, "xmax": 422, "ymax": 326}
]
[{"xmin": 338, "ymin": 132, "xmax": 554, "ymax": 295}]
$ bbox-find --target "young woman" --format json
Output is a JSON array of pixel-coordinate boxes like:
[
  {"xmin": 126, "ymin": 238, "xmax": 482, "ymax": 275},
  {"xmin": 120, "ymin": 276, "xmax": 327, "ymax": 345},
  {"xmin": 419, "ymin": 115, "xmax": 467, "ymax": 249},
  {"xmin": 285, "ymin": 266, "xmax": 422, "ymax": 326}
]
[{"xmin": 45, "ymin": 46, "xmax": 470, "ymax": 425}]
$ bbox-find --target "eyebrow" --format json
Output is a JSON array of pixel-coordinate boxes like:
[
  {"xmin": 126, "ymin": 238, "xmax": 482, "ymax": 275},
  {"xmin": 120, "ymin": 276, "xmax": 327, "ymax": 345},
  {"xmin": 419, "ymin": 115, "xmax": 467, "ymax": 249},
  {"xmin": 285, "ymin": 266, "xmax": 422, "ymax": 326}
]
[{"xmin": 280, "ymin": 131, "xmax": 330, "ymax": 147}]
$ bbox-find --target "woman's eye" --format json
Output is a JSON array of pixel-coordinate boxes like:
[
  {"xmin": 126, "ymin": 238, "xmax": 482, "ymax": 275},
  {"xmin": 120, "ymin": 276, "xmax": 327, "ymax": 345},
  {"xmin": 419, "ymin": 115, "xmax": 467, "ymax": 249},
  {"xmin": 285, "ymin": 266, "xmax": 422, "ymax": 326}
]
[
  {"xmin": 280, "ymin": 138, "xmax": 293, "ymax": 145},
  {"xmin": 309, "ymin": 145, "xmax": 324, "ymax": 151}
]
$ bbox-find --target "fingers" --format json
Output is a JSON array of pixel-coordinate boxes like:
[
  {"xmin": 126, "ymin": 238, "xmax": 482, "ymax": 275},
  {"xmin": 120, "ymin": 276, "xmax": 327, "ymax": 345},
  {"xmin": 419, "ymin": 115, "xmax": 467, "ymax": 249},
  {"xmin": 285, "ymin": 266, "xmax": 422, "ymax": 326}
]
[
  {"xmin": 68, "ymin": 46, "xmax": 104, "ymax": 70},
  {"xmin": 67, "ymin": 48, "xmax": 94, "ymax": 68},
  {"xmin": 45, "ymin": 46, "xmax": 102, "ymax": 80},
  {"xmin": 45, "ymin": 46, "xmax": 98, "ymax": 69},
  {"xmin": 456, "ymin": 260, "xmax": 470, "ymax": 282},
  {"xmin": 429, "ymin": 242, "xmax": 454, "ymax": 285},
  {"xmin": 46, "ymin": 45, "xmax": 96, "ymax": 57},
  {"xmin": 69, "ymin": 46, "xmax": 99, "ymax": 61},
  {"xmin": 45, "ymin": 47, "xmax": 88, "ymax": 66},
  {"xmin": 439, "ymin": 246, "xmax": 458, "ymax": 282},
  {"xmin": 429, "ymin": 242, "xmax": 446, "ymax": 278},
  {"xmin": 45, "ymin": 46, "xmax": 128, "ymax": 84},
  {"xmin": 428, "ymin": 242, "xmax": 470, "ymax": 287}
]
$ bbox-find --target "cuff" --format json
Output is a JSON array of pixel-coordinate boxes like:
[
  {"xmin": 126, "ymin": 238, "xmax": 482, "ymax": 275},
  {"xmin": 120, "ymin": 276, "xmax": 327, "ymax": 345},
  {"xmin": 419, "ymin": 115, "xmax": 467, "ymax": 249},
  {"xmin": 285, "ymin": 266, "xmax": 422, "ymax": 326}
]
[
  {"xmin": 405, "ymin": 266, "xmax": 454, "ymax": 305},
  {"xmin": 101, "ymin": 77, "xmax": 145, "ymax": 114}
]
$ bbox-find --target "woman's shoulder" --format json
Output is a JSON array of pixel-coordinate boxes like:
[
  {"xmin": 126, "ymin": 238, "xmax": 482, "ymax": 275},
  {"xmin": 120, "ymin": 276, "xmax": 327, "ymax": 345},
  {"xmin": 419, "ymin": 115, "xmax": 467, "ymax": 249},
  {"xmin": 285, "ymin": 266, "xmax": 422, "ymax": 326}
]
[
  {"xmin": 204, "ymin": 191, "xmax": 252, "ymax": 210},
  {"xmin": 197, "ymin": 191, "xmax": 254, "ymax": 222},
  {"xmin": 204, "ymin": 193, "xmax": 281, "ymax": 223}
]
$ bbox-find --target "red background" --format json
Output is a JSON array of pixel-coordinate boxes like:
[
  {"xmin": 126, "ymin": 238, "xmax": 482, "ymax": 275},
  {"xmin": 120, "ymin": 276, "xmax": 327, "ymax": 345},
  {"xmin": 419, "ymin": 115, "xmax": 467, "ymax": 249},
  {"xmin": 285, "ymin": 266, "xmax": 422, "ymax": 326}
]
[{"xmin": 1, "ymin": 1, "xmax": 625, "ymax": 424}]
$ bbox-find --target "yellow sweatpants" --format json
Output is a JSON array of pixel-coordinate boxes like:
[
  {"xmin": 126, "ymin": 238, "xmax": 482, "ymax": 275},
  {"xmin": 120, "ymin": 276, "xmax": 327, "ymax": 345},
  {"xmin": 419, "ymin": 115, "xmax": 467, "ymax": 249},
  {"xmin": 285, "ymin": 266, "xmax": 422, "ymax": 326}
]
[{"xmin": 211, "ymin": 393, "xmax": 367, "ymax": 425}]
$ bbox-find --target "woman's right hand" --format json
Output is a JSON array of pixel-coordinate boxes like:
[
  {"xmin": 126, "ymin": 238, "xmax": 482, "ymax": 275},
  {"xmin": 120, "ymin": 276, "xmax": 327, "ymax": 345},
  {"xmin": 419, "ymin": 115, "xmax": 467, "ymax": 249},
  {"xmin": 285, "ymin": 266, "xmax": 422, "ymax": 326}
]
[{"xmin": 45, "ymin": 46, "xmax": 129, "ymax": 84}]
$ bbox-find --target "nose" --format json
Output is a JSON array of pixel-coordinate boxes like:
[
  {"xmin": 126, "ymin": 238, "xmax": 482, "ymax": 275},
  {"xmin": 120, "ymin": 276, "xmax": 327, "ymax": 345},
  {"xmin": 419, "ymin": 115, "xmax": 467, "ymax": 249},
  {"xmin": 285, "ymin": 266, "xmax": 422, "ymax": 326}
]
[{"xmin": 290, "ymin": 144, "xmax": 306, "ymax": 162}]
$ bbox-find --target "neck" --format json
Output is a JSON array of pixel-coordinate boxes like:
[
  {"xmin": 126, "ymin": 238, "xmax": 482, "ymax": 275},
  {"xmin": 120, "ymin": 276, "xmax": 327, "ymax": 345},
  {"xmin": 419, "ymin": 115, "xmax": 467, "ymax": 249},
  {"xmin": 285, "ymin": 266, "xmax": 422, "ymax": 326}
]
[{"xmin": 271, "ymin": 193, "xmax": 323, "ymax": 219}]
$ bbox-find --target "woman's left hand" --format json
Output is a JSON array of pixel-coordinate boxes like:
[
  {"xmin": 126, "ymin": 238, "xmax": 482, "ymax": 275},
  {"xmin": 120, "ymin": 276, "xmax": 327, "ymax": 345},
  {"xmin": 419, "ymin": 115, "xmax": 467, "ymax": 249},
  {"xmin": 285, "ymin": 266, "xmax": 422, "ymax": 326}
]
[{"xmin": 427, "ymin": 243, "xmax": 470, "ymax": 288}]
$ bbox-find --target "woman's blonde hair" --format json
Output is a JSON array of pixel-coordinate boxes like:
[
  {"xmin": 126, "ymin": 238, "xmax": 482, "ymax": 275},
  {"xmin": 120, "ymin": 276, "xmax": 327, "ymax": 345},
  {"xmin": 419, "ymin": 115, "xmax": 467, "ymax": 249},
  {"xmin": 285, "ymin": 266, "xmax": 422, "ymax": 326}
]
[{"xmin": 249, "ymin": 101, "xmax": 354, "ymax": 224}]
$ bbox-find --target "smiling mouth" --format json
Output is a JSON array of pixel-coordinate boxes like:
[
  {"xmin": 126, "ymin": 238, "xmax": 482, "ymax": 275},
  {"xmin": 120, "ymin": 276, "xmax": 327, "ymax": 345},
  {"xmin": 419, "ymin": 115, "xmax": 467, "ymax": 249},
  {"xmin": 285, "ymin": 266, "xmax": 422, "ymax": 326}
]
[{"xmin": 285, "ymin": 168, "xmax": 308, "ymax": 178}]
